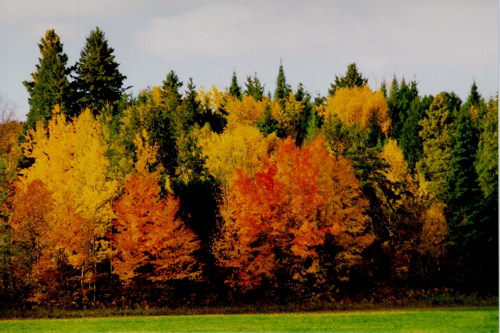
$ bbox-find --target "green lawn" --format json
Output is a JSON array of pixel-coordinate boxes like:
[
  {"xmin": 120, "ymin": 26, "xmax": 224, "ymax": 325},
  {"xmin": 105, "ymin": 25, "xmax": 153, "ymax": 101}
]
[{"xmin": 0, "ymin": 308, "xmax": 497, "ymax": 332}]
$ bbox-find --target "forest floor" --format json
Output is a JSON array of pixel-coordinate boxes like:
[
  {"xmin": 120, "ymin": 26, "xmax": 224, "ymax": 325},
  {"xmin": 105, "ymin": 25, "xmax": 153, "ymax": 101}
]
[{"xmin": 0, "ymin": 307, "xmax": 497, "ymax": 332}]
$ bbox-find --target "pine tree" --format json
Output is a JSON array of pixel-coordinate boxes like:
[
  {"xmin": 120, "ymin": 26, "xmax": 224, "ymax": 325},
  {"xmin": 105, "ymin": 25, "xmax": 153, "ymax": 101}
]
[
  {"xmin": 71, "ymin": 27, "xmax": 128, "ymax": 117},
  {"xmin": 274, "ymin": 60, "xmax": 291, "ymax": 101},
  {"xmin": 328, "ymin": 63, "xmax": 368, "ymax": 96},
  {"xmin": 23, "ymin": 30, "xmax": 70, "ymax": 135},
  {"xmin": 228, "ymin": 71, "xmax": 242, "ymax": 100}
]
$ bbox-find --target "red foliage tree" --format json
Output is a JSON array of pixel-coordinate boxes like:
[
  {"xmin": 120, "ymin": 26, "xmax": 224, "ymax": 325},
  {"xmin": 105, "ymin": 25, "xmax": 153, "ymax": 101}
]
[{"xmin": 215, "ymin": 135, "xmax": 372, "ymax": 293}]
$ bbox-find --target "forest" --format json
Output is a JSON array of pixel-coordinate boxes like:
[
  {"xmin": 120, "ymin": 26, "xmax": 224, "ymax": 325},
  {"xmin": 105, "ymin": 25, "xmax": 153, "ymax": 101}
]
[{"xmin": 0, "ymin": 27, "xmax": 497, "ymax": 310}]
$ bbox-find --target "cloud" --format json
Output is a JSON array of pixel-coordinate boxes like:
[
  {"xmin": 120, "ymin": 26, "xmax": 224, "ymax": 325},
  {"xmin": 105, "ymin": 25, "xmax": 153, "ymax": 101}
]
[
  {"xmin": 136, "ymin": 1, "xmax": 353, "ymax": 61},
  {"xmin": 137, "ymin": 0, "xmax": 497, "ymax": 73}
]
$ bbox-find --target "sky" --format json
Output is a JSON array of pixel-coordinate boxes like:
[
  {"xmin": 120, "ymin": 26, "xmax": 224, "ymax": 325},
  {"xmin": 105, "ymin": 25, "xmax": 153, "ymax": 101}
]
[{"xmin": 1, "ymin": 0, "xmax": 498, "ymax": 121}]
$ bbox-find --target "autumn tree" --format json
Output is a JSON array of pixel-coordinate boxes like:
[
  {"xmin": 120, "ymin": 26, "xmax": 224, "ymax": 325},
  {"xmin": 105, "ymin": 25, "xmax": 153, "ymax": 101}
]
[
  {"xmin": 8, "ymin": 180, "xmax": 63, "ymax": 306},
  {"xmin": 323, "ymin": 85, "xmax": 390, "ymax": 137},
  {"xmin": 270, "ymin": 94, "xmax": 304, "ymax": 140},
  {"xmin": 376, "ymin": 139, "xmax": 448, "ymax": 289},
  {"xmin": 20, "ymin": 108, "xmax": 118, "ymax": 300},
  {"xmin": 112, "ymin": 172, "xmax": 200, "ymax": 283},
  {"xmin": 199, "ymin": 124, "xmax": 277, "ymax": 203},
  {"xmin": 71, "ymin": 27, "xmax": 128, "ymax": 117},
  {"xmin": 23, "ymin": 30, "xmax": 70, "ymax": 135},
  {"xmin": 214, "ymin": 135, "xmax": 371, "ymax": 299}
]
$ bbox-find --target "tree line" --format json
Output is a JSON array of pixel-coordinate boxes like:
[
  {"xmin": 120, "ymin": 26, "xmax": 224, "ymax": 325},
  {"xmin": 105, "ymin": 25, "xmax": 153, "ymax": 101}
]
[{"xmin": 0, "ymin": 27, "xmax": 497, "ymax": 309}]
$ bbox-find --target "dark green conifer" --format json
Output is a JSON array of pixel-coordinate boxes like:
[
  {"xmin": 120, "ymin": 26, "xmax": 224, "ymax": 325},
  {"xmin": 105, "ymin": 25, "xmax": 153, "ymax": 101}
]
[
  {"xmin": 399, "ymin": 95, "xmax": 433, "ymax": 170},
  {"xmin": 328, "ymin": 62, "xmax": 368, "ymax": 96},
  {"xmin": 71, "ymin": 27, "xmax": 128, "ymax": 116},
  {"xmin": 228, "ymin": 71, "xmax": 242, "ymax": 100},
  {"xmin": 256, "ymin": 105, "xmax": 280, "ymax": 137},
  {"xmin": 417, "ymin": 92, "xmax": 461, "ymax": 200},
  {"xmin": 23, "ymin": 30, "xmax": 70, "ymax": 135},
  {"xmin": 243, "ymin": 72, "xmax": 265, "ymax": 101},
  {"xmin": 274, "ymin": 60, "xmax": 291, "ymax": 101}
]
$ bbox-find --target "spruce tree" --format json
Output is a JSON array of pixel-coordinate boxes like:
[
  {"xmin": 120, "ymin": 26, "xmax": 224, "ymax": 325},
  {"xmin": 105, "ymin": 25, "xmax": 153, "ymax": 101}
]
[
  {"xmin": 274, "ymin": 60, "xmax": 291, "ymax": 101},
  {"xmin": 446, "ymin": 107, "xmax": 481, "ymax": 236},
  {"xmin": 387, "ymin": 77, "xmax": 419, "ymax": 140},
  {"xmin": 379, "ymin": 78, "xmax": 388, "ymax": 98},
  {"xmin": 256, "ymin": 105, "xmax": 280, "ymax": 137},
  {"xmin": 294, "ymin": 83, "xmax": 313, "ymax": 146},
  {"xmin": 243, "ymin": 72, "xmax": 265, "ymax": 101},
  {"xmin": 417, "ymin": 92, "xmax": 461, "ymax": 200},
  {"xmin": 328, "ymin": 63, "xmax": 368, "ymax": 96},
  {"xmin": 23, "ymin": 30, "xmax": 70, "ymax": 135},
  {"xmin": 476, "ymin": 94, "xmax": 498, "ymax": 203},
  {"xmin": 228, "ymin": 71, "xmax": 242, "ymax": 100},
  {"xmin": 399, "ymin": 95, "xmax": 433, "ymax": 170},
  {"xmin": 386, "ymin": 76, "xmax": 399, "ymax": 135},
  {"xmin": 157, "ymin": 71, "xmax": 183, "ymax": 179},
  {"xmin": 71, "ymin": 27, "xmax": 128, "ymax": 116}
]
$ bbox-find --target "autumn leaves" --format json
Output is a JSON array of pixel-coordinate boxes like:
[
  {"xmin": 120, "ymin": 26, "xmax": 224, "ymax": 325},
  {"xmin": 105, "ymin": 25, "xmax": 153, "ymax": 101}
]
[
  {"xmin": 11, "ymin": 90, "xmax": 373, "ymax": 302},
  {"xmin": 214, "ymin": 136, "xmax": 371, "ymax": 292}
]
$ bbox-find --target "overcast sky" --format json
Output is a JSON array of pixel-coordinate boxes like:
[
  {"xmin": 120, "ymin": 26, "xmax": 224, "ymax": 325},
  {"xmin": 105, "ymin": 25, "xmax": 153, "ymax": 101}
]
[{"xmin": 1, "ymin": 0, "xmax": 498, "ymax": 121}]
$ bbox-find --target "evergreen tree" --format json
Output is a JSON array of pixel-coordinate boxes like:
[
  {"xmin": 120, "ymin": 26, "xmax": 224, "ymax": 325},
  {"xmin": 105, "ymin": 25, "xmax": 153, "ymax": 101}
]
[
  {"xmin": 387, "ymin": 77, "xmax": 419, "ymax": 140},
  {"xmin": 71, "ymin": 27, "xmax": 128, "ymax": 117},
  {"xmin": 399, "ymin": 95, "xmax": 433, "ymax": 170},
  {"xmin": 156, "ymin": 71, "xmax": 184, "ymax": 180},
  {"xmin": 328, "ymin": 62, "xmax": 368, "ymax": 96},
  {"xmin": 448, "ymin": 93, "xmax": 498, "ymax": 291},
  {"xmin": 475, "ymin": 94, "xmax": 498, "ymax": 203},
  {"xmin": 446, "ymin": 107, "xmax": 481, "ymax": 237},
  {"xmin": 379, "ymin": 78, "xmax": 388, "ymax": 98},
  {"xmin": 243, "ymin": 72, "xmax": 265, "ymax": 101},
  {"xmin": 461, "ymin": 81, "xmax": 484, "ymax": 141},
  {"xmin": 294, "ymin": 83, "xmax": 313, "ymax": 146},
  {"xmin": 256, "ymin": 105, "xmax": 280, "ymax": 137},
  {"xmin": 228, "ymin": 71, "xmax": 242, "ymax": 100},
  {"xmin": 386, "ymin": 76, "xmax": 399, "ymax": 135},
  {"xmin": 274, "ymin": 60, "xmax": 291, "ymax": 101},
  {"xmin": 305, "ymin": 108, "xmax": 319, "ymax": 144},
  {"xmin": 417, "ymin": 92, "xmax": 461, "ymax": 200},
  {"xmin": 23, "ymin": 30, "xmax": 70, "ymax": 135}
]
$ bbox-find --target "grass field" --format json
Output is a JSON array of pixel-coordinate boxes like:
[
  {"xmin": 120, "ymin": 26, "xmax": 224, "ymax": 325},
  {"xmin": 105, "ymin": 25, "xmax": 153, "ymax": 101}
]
[{"xmin": 0, "ymin": 307, "xmax": 497, "ymax": 332}]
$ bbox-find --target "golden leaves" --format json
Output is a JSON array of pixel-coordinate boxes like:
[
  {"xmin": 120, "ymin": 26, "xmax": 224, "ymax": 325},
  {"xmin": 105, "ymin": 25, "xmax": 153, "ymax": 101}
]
[
  {"xmin": 380, "ymin": 138, "xmax": 409, "ymax": 183},
  {"xmin": 20, "ymin": 108, "xmax": 118, "ymax": 265},
  {"xmin": 325, "ymin": 85, "xmax": 390, "ymax": 134}
]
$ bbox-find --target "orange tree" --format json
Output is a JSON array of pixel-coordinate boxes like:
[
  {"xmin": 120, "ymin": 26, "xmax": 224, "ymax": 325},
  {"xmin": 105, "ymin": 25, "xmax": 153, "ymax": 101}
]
[{"xmin": 214, "ymin": 135, "xmax": 372, "ymax": 301}]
